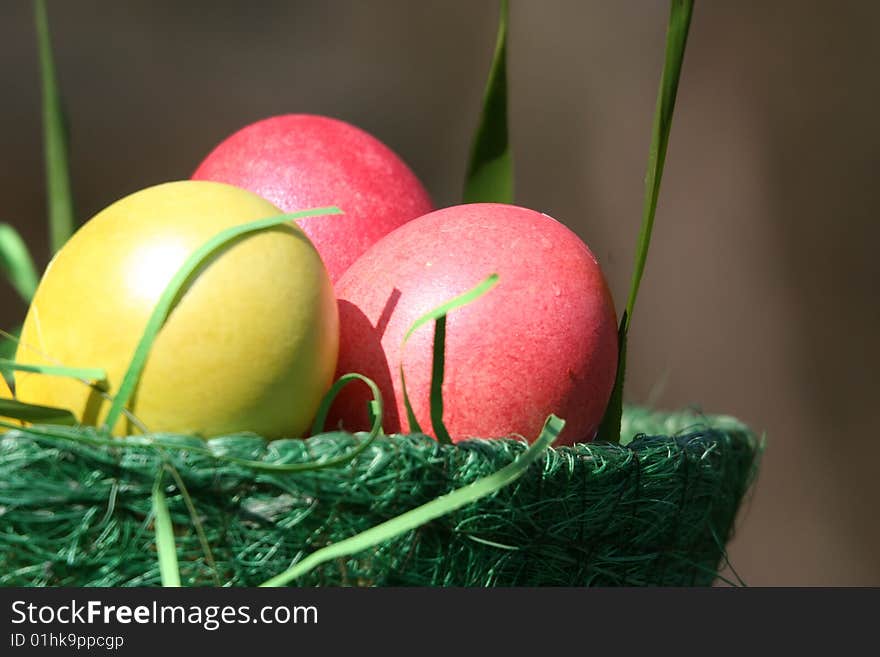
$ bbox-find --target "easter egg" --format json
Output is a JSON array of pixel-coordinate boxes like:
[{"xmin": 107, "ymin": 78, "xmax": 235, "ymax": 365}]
[
  {"xmin": 192, "ymin": 114, "xmax": 434, "ymax": 282},
  {"xmin": 328, "ymin": 203, "xmax": 619, "ymax": 445},
  {"xmin": 14, "ymin": 180, "xmax": 338, "ymax": 438}
]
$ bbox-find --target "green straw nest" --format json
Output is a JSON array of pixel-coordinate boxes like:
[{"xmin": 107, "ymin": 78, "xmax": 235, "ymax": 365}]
[{"xmin": 0, "ymin": 406, "xmax": 760, "ymax": 587}]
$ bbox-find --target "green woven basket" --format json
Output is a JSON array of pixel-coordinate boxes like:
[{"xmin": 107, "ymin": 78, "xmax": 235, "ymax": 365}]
[{"xmin": 0, "ymin": 406, "xmax": 759, "ymax": 587}]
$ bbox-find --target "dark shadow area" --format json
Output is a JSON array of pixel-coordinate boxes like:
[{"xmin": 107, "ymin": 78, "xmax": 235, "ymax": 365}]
[
  {"xmin": 374, "ymin": 286, "xmax": 401, "ymax": 340},
  {"xmin": 327, "ymin": 298, "xmax": 400, "ymax": 434}
]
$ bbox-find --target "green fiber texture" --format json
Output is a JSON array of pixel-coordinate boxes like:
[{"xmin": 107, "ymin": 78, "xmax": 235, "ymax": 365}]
[{"xmin": 0, "ymin": 406, "xmax": 760, "ymax": 587}]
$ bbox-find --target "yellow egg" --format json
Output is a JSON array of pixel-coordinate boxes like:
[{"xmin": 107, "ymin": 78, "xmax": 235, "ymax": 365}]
[{"xmin": 14, "ymin": 180, "xmax": 339, "ymax": 438}]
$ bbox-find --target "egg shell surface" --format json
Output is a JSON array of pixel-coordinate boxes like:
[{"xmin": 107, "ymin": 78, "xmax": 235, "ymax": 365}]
[
  {"xmin": 192, "ymin": 114, "xmax": 434, "ymax": 282},
  {"xmin": 329, "ymin": 203, "xmax": 619, "ymax": 445},
  {"xmin": 14, "ymin": 180, "xmax": 339, "ymax": 438}
]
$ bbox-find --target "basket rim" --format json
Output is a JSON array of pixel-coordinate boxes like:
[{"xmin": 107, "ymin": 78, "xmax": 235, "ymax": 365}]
[{"xmin": 0, "ymin": 405, "xmax": 762, "ymax": 466}]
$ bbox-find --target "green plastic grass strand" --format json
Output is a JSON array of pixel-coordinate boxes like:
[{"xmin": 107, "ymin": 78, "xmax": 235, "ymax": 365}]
[
  {"xmin": 311, "ymin": 373, "xmax": 383, "ymax": 436},
  {"xmin": 463, "ymin": 0, "xmax": 512, "ymax": 204},
  {"xmin": 400, "ymin": 273, "xmax": 499, "ymax": 435},
  {"xmin": 163, "ymin": 461, "xmax": 220, "ymax": 587},
  {"xmin": 34, "ymin": 0, "xmax": 75, "ymax": 254},
  {"xmin": 403, "ymin": 274, "xmax": 500, "ymax": 343},
  {"xmin": 0, "ymin": 358, "xmax": 105, "ymax": 384},
  {"xmin": 401, "ymin": 369, "xmax": 422, "ymax": 434},
  {"xmin": 0, "ymin": 398, "xmax": 76, "ymax": 425},
  {"xmin": 624, "ymin": 0, "xmax": 694, "ymax": 324},
  {"xmin": 260, "ymin": 413, "xmax": 565, "ymax": 587},
  {"xmin": 0, "ymin": 224, "xmax": 39, "ymax": 302},
  {"xmin": 0, "ymin": 327, "xmax": 20, "ymax": 365},
  {"xmin": 0, "ymin": 329, "xmax": 23, "ymax": 386},
  {"xmin": 151, "ymin": 471, "xmax": 182, "ymax": 587},
  {"xmin": 598, "ymin": 0, "xmax": 694, "ymax": 443},
  {"xmin": 430, "ymin": 316, "xmax": 452, "ymax": 445},
  {"xmin": 102, "ymin": 207, "xmax": 342, "ymax": 433},
  {"xmin": 711, "ymin": 525, "xmax": 747, "ymax": 587},
  {"xmin": 597, "ymin": 314, "xmax": 627, "ymax": 443}
]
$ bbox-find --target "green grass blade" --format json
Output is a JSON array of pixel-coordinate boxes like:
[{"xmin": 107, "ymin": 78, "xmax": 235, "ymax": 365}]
[
  {"xmin": 151, "ymin": 471, "xmax": 182, "ymax": 587},
  {"xmin": 401, "ymin": 367, "xmax": 422, "ymax": 434},
  {"xmin": 34, "ymin": 0, "xmax": 75, "ymax": 254},
  {"xmin": 260, "ymin": 413, "xmax": 565, "ymax": 587},
  {"xmin": 310, "ymin": 372, "xmax": 384, "ymax": 437},
  {"xmin": 463, "ymin": 0, "xmax": 512, "ymax": 204},
  {"xmin": 399, "ymin": 273, "xmax": 499, "ymax": 439},
  {"xmin": 102, "ymin": 207, "xmax": 342, "ymax": 433},
  {"xmin": 402, "ymin": 274, "xmax": 500, "ymax": 343},
  {"xmin": 162, "ymin": 463, "xmax": 220, "ymax": 586},
  {"xmin": 0, "ymin": 224, "xmax": 39, "ymax": 302},
  {"xmin": 597, "ymin": 315, "xmax": 627, "ymax": 443},
  {"xmin": 597, "ymin": 0, "xmax": 694, "ymax": 443},
  {"xmin": 0, "ymin": 398, "xmax": 77, "ymax": 425},
  {"xmin": 429, "ymin": 316, "xmax": 452, "ymax": 444},
  {"xmin": 625, "ymin": 0, "xmax": 694, "ymax": 323},
  {"xmin": 0, "ymin": 328, "xmax": 21, "ymax": 381},
  {"xmin": 0, "ymin": 359, "xmax": 105, "ymax": 384}
]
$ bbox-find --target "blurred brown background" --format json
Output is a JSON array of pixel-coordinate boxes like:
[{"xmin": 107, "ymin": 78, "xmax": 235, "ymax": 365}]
[{"xmin": 2, "ymin": 1, "xmax": 878, "ymax": 585}]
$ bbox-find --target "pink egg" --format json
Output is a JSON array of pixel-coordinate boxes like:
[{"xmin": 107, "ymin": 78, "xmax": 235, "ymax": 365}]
[
  {"xmin": 328, "ymin": 203, "xmax": 619, "ymax": 445},
  {"xmin": 192, "ymin": 114, "xmax": 434, "ymax": 281}
]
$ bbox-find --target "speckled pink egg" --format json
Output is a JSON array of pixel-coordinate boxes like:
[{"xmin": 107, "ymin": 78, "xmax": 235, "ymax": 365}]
[
  {"xmin": 328, "ymin": 203, "xmax": 619, "ymax": 445},
  {"xmin": 192, "ymin": 114, "xmax": 434, "ymax": 281}
]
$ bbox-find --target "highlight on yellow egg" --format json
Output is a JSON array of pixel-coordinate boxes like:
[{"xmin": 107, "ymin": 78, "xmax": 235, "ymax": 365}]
[{"xmin": 13, "ymin": 180, "xmax": 340, "ymax": 439}]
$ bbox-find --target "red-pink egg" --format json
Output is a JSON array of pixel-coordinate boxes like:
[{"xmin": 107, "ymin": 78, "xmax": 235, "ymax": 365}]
[
  {"xmin": 328, "ymin": 203, "xmax": 619, "ymax": 445},
  {"xmin": 192, "ymin": 114, "xmax": 434, "ymax": 281}
]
